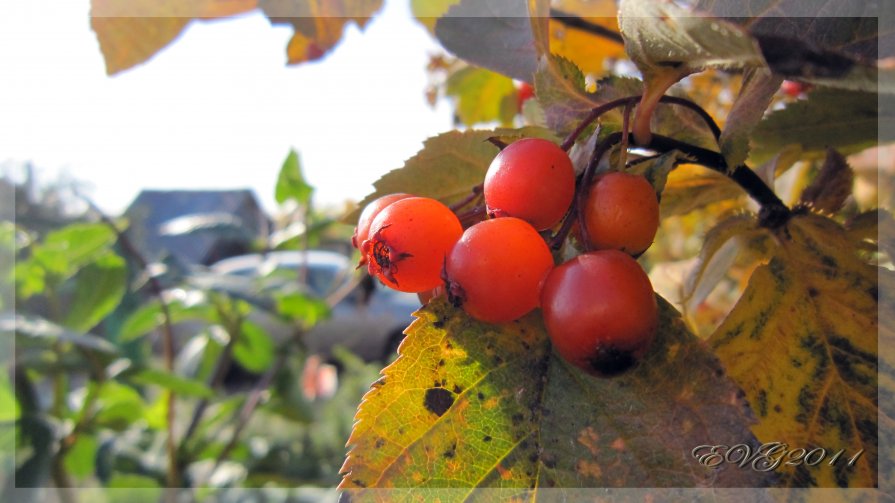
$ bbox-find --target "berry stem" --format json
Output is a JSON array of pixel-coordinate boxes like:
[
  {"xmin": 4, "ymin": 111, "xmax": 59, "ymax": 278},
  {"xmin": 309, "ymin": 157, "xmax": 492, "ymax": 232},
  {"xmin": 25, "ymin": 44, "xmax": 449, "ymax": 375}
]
[
  {"xmin": 576, "ymin": 132, "xmax": 624, "ymax": 248},
  {"xmin": 449, "ymin": 184, "xmax": 483, "ymax": 212}
]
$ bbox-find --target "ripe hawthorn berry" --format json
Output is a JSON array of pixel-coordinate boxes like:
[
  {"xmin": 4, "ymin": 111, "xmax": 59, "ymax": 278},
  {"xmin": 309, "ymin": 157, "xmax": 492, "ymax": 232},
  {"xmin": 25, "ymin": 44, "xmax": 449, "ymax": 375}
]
[
  {"xmin": 362, "ymin": 197, "xmax": 462, "ymax": 293},
  {"xmin": 583, "ymin": 171, "xmax": 659, "ymax": 255},
  {"xmin": 541, "ymin": 250, "xmax": 658, "ymax": 376},
  {"xmin": 352, "ymin": 193, "xmax": 411, "ymax": 250},
  {"xmin": 445, "ymin": 217, "xmax": 554, "ymax": 324},
  {"xmin": 484, "ymin": 138, "xmax": 575, "ymax": 231},
  {"xmin": 516, "ymin": 82, "xmax": 535, "ymax": 110}
]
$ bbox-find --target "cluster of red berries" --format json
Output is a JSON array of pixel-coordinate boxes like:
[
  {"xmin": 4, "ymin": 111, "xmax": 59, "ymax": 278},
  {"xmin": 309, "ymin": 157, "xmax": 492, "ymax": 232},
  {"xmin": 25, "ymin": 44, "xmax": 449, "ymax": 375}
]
[{"xmin": 352, "ymin": 138, "xmax": 660, "ymax": 376}]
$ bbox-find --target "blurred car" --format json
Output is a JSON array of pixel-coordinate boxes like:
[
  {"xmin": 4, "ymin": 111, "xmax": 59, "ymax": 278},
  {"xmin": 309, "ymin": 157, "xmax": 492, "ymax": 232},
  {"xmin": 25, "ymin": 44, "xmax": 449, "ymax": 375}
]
[{"xmin": 193, "ymin": 250, "xmax": 421, "ymax": 363}]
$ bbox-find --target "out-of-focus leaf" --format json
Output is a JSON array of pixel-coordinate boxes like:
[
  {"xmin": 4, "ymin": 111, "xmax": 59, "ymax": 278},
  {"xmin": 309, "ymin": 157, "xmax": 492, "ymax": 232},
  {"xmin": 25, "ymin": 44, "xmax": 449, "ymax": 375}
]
[
  {"xmin": 711, "ymin": 213, "xmax": 881, "ymax": 487},
  {"xmin": 0, "ymin": 371, "xmax": 18, "ymax": 422},
  {"xmin": 63, "ymin": 434, "xmax": 98, "ymax": 479},
  {"xmin": 90, "ymin": 0, "xmax": 258, "ymax": 75},
  {"xmin": 628, "ymin": 150, "xmax": 689, "ymax": 199},
  {"xmin": 233, "ymin": 321, "xmax": 275, "ymax": 373},
  {"xmin": 130, "ymin": 368, "xmax": 215, "ymax": 398},
  {"xmin": 846, "ymin": 209, "xmax": 895, "ymax": 260},
  {"xmin": 63, "ymin": 252, "xmax": 127, "ymax": 333},
  {"xmin": 275, "ymin": 292, "xmax": 330, "ymax": 326},
  {"xmin": 719, "ymin": 68, "xmax": 783, "ymax": 170},
  {"xmin": 682, "ymin": 213, "xmax": 768, "ymax": 316},
  {"xmin": 548, "ymin": 1, "xmax": 626, "ymax": 76},
  {"xmin": 410, "ymin": 0, "xmax": 460, "ymax": 34},
  {"xmin": 32, "ymin": 223, "xmax": 117, "ymax": 279},
  {"xmin": 275, "ymin": 149, "xmax": 313, "ymax": 206},
  {"xmin": 345, "ymin": 127, "xmax": 559, "ymax": 223},
  {"xmin": 799, "ymin": 149, "xmax": 855, "ymax": 214},
  {"xmin": 340, "ymin": 298, "xmax": 769, "ymax": 491},
  {"xmin": 260, "ymin": 0, "xmax": 383, "ymax": 65},
  {"xmin": 751, "ymin": 89, "xmax": 893, "ymax": 164},
  {"xmin": 445, "ymin": 66, "xmax": 517, "ymax": 126},
  {"xmin": 106, "ymin": 474, "xmax": 163, "ymax": 503},
  {"xmin": 659, "ymin": 165, "xmax": 744, "ymax": 217},
  {"xmin": 119, "ymin": 298, "xmax": 217, "ymax": 343},
  {"xmin": 93, "ymin": 381, "xmax": 147, "ymax": 430},
  {"xmin": 7, "ymin": 314, "xmax": 118, "ymax": 356},
  {"xmin": 435, "ymin": 0, "xmax": 538, "ymax": 82}
]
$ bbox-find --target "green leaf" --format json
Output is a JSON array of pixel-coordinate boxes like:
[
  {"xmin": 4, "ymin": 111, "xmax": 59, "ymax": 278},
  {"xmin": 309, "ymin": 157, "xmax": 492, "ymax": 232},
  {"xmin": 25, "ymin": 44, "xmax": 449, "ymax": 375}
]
[
  {"xmin": 63, "ymin": 252, "xmax": 127, "ymax": 333},
  {"xmin": 719, "ymin": 68, "xmax": 783, "ymax": 170},
  {"xmin": 275, "ymin": 149, "xmax": 313, "ymax": 206},
  {"xmin": 106, "ymin": 474, "xmax": 162, "ymax": 503},
  {"xmin": 0, "ymin": 370, "xmax": 19, "ymax": 422},
  {"xmin": 8, "ymin": 314, "xmax": 118, "ymax": 355},
  {"xmin": 340, "ymin": 298, "xmax": 768, "ymax": 491},
  {"xmin": 130, "ymin": 368, "xmax": 215, "ymax": 398},
  {"xmin": 346, "ymin": 127, "xmax": 559, "ymax": 223},
  {"xmin": 275, "ymin": 292, "xmax": 330, "ymax": 327},
  {"xmin": 31, "ymin": 222, "xmax": 117, "ymax": 279},
  {"xmin": 232, "ymin": 321, "xmax": 275, "ymax": 373},
  {"xmin": 751, "ymin": 89, "xmax": 893, "ymax": 164},
  {"xmin": 93, "ymin": 381, "xmax": 146, "ymax": 430},
  {"xmin": 710, "ymin": 213, "xmax": 881, "ymax": 487},
  {"xmin": 434, "ymin": 0, "xmax": 538, "ymax": 82},
  {"xmin": 63, "ymin": 434, "xmax": 98, "ymax": 479},
  {"xmin": 119, "ymin": 299, "xmax": 216, "ymax": 342},
  {"xmin": 445, "ymin": 66, "xmax": 517, "ymax": 127},
  {"xmin": 628, "ymin": 150, "xmax": 688, "ymax": 199}
]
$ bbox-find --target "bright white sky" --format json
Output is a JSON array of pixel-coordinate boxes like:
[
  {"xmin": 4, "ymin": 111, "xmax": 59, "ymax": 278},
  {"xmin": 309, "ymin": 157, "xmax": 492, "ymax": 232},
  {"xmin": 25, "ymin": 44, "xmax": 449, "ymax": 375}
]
[{"xmin": 0, "ymin": 0, "xmax": 454, "ymax": 215}]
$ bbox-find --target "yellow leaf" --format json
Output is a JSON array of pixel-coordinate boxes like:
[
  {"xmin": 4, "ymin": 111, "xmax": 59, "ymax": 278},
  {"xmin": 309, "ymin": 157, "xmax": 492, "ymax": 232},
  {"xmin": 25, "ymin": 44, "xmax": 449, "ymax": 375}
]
[
  {"xmin": 548, "ymin": 0, "xmax": 625, "ymax": 76},
  {"xmin": 711, "ymin": 212, "xmax": 883, "ymax": 487},
  {"xmin": 90, "ymin": 0, "xmax": 258, "ymax": 75}
]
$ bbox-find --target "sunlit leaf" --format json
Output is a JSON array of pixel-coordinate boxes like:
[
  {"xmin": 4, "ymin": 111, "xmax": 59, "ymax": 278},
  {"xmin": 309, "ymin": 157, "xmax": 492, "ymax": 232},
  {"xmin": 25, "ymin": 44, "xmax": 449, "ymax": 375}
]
[
  {"xmin": 119, "ymin": 298, "xmax": 216, "ymax": 342},
  {"xmin": 445, "ymin": 66, "xmax": 517, "ymax": 127},
  {"xmin": 751, "ymin": 89, "xmax": 893, "ymax": 164},
  {"xmin": 63, "ymin": 434, "xmax": 98, "ymax": 479},
  {"xmin": 275, "ymin": 149, "xmax": 313, "ymax": 206},
  {"xmin": 345, "ymin": 127, "xmax": 559, "ymax": 223},
  {"xmin": 410, "ymin": 0, "xmax": 460, "ymax": 35},
  {"xmin": 0, "ymin": 371, "xmax": 19, "ymax": 422},
  {"xmin": 7, "ymin": 314, "xmax": 118, "ymax": 356},
  {"xmin": 90, "ymin": 0, "xmax": 258, "ymax": 75},
  {"xmin": 33, "ymin": 223, "xmax": 117, "ymax": 279},
  {"xmin": 659, "ymin": 165, "xmax": 744, "ymax": 217},
  {"xmin": 710, "ymin": 213, "xmax": 882, "ymax": 487},
  {"xmin": 340, "ymin": 298, "xmax": 769, "ymax": 491},
  {"xmin": 259, "ymin": 0, "xmax": 383, "ymax": 65},
  {"xmin": 548, "ymin": 1, "xmax": 626, "ymax": 76},
  {"xmin": 63, "ymin": 252, "xmax": 127, "ymax": 333},
  {"xmin": 93, "ymin": 381, "xmax": 147, "ymax": 430}
]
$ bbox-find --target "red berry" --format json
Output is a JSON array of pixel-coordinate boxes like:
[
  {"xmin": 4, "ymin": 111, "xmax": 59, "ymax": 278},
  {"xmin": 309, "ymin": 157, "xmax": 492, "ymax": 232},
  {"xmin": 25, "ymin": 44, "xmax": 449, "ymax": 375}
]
[
  {"xmin": 516, "ymin": 82, "xmax": 535, "ymax": 110},
  {"xmin": 352, "ymin": 193, "xmax": 412, "ymax": 249},
  {"xmin": 583, "ymin": 172, "xmax": 659, "ymax": 255},
  {"xmin": 362, "ymin": 197, "xmax": 462, "ymax": 293},
  {"xmin": 484, "ymin": 138, "xmax": 575, "ymax": 230},
  {"xmin": 780, "ymin": 80, "xmax": 810, "ymax": 98},
  {"xmin": 445, "ymin": 217, "xmax": 554, "ymax": 324},
  {"xmin": 541, "ymin": 250, "xmax": 658, "ymax": 376}
]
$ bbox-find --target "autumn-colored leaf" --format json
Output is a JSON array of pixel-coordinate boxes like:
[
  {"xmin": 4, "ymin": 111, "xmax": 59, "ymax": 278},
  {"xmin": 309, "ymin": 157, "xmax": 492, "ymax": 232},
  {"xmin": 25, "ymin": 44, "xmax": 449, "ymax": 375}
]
[
  {"xmin": 410, "ymin": 0, "xmax": 461, "ymax": 35},
  {"xmin": 339, "ymin": 297, "xmax": 770, "ymax": 493},
  {"xmin": 259, "ymin": 0, "xmax": 383, "ymax": 65},
  {"xmin": 710, "ymin": 212, "xmax": 882, "ymax": 487},
  {"xmin": 548, "ymin": 0, "xmax": 626, "ymax": 76},
  {"xmin": 659, "ymin": 165, "xmax": 744, "ymax": 217},
  {"xmin": 344, "ymin": 127, "xmax": 559, "ymax": 224},
  {"xmin": 90, "ymin": 0, "xmax": 258, "ymax": 75}
]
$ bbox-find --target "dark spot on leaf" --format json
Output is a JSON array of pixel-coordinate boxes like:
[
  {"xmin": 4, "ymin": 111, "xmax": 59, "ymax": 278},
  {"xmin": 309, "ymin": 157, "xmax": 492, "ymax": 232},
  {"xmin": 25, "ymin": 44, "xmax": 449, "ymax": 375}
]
[
  {"xmin": 424, "ymin": 387, "xmax": 454, "ymax": 417},
  {"xmin": 371, "ymin": 377, "xmax": 386, "ymax": 389},
  {"xmin": 792, "ymin": 463, "xmax": 817, "ymax": 487},
  {"xmin": 808, "ymin": 287, "xmax": 819, "ymax": 298},
  {"xmin": 453, "ymin": 384, "xmax": 463, "ymax": 394},
  {"xmin": 441, "ymin": 378, "xmax": 447, "ymax": 386},
  {"xmin": 477, "ymin": 392, "xmax": 485, "ymax": 400},
  {"xmin": 757, "ymin": 390, "xmax": 768, "ymax": 417},
  {"xmin": 521, "ymin": 340, "xmax": 530, "ymax": 350},
  {"xmin": 374, "ymin": 438, "xmax": 385, "ymax": 449},
  {"xmin": 773, "ymin": 404, "xmax": 782, "ymax": 413},
  {"xmin": 443, "ymin": 442, "xmax": 456, "ymax": 459},
  {"xmin": 869, "ymin": 286, "xmax": 879, "ymax": 301},
  {"xmin": 483, "ymin": 435, "xmax": 492, "ymax": 442},
  {"xmin": 445, "ymin": 341, "xmax": 453, "ymax": 350},
  {"xmin": 587, "ymin": 346, "xmax": 637, "ymax": 376},
  {"xmin": 494, "ymin": 354, "xmax": 504, "ymax": 364},
  {"xmin": 520, "ymin": 440, "xmax": 529, "ymax": 450},
  {"xmin": 547, "ymin": 478, "xmax": 556, "ymax": 487},
  {"xmin": 511, "ymin": 413, "xmax": 525, "ymax": 426},
  {"xmin": 796, "ymin": 386, "xmax": 815, "ymax": 423},
  {"xmin": 433, "ymin": 319, "xmax": 445, "ymax": 328},
  {"xmin": 543, "ymin": 454, "xmax": 557, "ymax": 469},
  {"xmin": 438, "ymin": 359, "xmax": 445, "ymax": 367},
  {"xmin": 351, "ymin": 479, "xmax": 366, "ymax": 488},
  {"xmin": 528, "ymin": 452, "xmax": 539, "ymax": 463}
]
